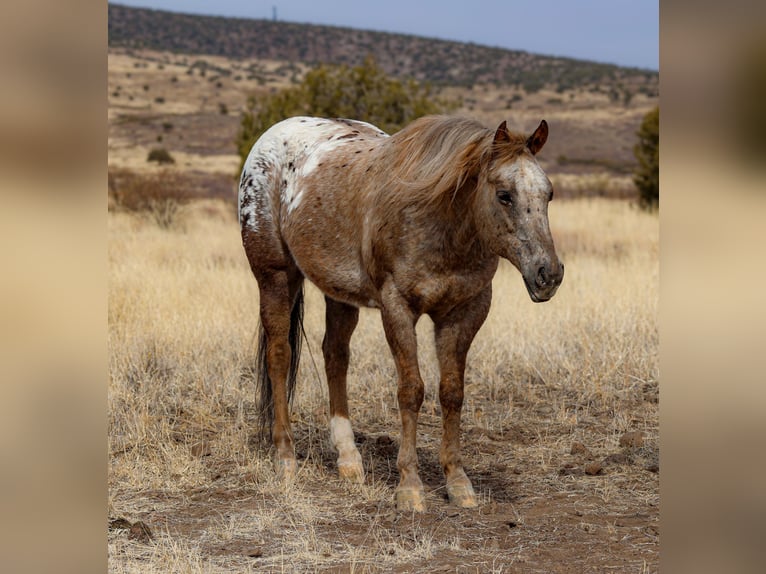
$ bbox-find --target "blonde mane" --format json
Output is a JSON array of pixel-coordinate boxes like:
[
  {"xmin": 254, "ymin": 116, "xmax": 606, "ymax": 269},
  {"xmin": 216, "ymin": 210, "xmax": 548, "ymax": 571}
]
[{"xmin": 380, "ymin": 115, "xmax": 528, "ymax": 207}]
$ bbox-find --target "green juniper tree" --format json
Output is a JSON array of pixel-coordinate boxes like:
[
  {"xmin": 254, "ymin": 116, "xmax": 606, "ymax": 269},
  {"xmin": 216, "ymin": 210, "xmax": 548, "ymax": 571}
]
[
  {"xmin": 236, "ymin": 57, "xmax": 455, "ymax": 172},
  {"xmin": 634, "ymin": 106, "xmax": 659, "ymax": 209}
]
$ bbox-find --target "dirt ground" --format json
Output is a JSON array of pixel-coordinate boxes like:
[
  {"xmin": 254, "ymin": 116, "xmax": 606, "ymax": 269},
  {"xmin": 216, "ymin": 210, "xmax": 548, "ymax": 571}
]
[{"xmin": 108, "ymin": 389, "xmax": 658, "ymax": 573}]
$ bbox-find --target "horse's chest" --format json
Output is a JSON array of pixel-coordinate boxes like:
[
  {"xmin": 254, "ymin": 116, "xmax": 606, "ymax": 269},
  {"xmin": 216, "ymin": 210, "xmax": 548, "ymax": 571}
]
[{"xmin": 401, "ymin": 263, "xmax": 496, "ymax": 315}]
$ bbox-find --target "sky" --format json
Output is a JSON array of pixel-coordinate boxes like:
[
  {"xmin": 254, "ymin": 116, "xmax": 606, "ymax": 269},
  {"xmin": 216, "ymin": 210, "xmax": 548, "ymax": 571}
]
[{"xmin": 112, "ymin": 1, "xmax": 659, "ymax": 70}]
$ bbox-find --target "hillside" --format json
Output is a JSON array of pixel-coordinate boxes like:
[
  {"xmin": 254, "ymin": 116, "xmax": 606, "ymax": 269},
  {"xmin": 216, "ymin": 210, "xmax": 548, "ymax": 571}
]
[
  {"xmin": 108, "ymin": 4, "xmax": 659, "ymax": 204},
  {"xmin": 108, "ymin": 3, "xmax": 658, "ymax": 95}
]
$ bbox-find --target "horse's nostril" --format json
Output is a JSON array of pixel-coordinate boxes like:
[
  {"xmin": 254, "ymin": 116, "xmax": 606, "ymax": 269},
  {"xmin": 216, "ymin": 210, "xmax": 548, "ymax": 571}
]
[{"xmin": 536, "ymin": 266, "xmax": 547, "ymax": 287}]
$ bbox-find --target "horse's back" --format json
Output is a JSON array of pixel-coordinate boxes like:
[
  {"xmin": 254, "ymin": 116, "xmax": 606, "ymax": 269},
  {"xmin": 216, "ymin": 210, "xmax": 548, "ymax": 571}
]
[{"xmin": 239, "ymin": 117, "xmax": 387, "ymax": 230}]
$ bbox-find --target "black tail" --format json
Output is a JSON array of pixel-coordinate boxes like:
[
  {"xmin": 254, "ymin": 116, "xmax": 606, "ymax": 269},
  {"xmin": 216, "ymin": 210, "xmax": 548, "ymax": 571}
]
[{"xmin": 255, "ymin": 285, "xmax": 304, "ymax": 441}]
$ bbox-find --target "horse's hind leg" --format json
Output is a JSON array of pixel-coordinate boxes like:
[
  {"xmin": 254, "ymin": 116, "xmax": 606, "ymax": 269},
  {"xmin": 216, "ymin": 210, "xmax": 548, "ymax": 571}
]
[
  {"xmin": 258, "ymin": 268, "xmax": 304, "ymax": 479},
  {"xmin": 323, "ymin": 297, "xmax": 364, "ymax": 483},
  {"xmin": 432, "ymin": 287, "xmax": 492, "ymax": 508}
]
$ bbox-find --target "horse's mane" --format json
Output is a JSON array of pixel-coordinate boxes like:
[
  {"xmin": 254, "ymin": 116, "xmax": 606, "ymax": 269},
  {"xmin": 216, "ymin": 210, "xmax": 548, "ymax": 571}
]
[{"xmin": 381, "ymin": 115, "xmax": 528, "ymax": 207}]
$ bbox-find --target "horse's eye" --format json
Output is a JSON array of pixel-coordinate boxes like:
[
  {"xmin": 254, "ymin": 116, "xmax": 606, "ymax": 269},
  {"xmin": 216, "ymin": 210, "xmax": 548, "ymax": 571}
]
[{"xmin": 496, "ymin": 190, "xmax": 512, "ymax": 206}]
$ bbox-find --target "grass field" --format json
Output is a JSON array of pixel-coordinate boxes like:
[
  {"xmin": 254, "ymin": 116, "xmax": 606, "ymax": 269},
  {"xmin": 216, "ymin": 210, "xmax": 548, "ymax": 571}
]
[{"xmin": 108, "ymin": 196, "xmax": 658, "ymax": 573}]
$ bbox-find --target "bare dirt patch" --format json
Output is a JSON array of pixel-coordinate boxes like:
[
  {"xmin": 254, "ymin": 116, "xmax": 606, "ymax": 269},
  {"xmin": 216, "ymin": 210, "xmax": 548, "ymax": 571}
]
[{"xmin": 109, "ymin": 408, "xmax": 658, "ymax": 572}]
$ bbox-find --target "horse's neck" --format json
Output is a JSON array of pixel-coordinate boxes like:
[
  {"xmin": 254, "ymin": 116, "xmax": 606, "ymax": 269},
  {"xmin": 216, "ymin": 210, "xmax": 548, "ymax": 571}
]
[{"xmin": 413, "ymin": 195, "xmax": 493, "ymax": 264}]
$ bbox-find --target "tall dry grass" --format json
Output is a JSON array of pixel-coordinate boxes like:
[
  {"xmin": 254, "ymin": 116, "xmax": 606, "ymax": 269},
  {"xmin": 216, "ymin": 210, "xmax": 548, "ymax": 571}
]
[{"xmin": 108, "ymin": 196, "xmax": 658, "ymax": 572}]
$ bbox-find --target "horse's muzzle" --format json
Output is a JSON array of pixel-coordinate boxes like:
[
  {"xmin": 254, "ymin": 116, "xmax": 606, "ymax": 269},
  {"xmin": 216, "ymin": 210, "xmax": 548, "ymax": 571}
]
[{"xmin": 525, "ymin": 261, "xmax": 564, "ymax": 302}]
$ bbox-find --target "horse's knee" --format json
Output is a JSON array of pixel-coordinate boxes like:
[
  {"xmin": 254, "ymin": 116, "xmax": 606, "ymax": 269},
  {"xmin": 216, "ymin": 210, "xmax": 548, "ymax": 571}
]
[
  {"xmin": 397, "ymin": 378, "xmax": 424, "ymax": 412},
  {"xmin": 439, "ymin": 380, "xmax": 464, "ymax": 413}
]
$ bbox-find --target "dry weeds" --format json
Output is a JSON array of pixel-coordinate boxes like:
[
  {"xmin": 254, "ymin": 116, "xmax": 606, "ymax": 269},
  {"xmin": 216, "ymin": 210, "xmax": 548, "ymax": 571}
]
[{"xmin": 109, "ymin": 197, "xmax": 658, "ymax": 572}]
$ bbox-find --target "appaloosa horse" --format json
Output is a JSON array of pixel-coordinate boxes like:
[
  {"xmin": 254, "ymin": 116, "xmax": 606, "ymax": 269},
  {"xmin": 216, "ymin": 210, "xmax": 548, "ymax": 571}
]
[{"xmin": 239, "ymin": 115, "xmax": 563, "ymax": 511}]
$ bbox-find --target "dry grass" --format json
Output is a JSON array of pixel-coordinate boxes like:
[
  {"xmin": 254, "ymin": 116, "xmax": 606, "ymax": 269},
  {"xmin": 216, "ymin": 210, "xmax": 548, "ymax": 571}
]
[
  {"xmin": 108, "ymin": 197, "xmax": 658, "ymax": 572},
  {"xmin": 549, "ymin": 172, "xmax": 638, "ymax": 199}
]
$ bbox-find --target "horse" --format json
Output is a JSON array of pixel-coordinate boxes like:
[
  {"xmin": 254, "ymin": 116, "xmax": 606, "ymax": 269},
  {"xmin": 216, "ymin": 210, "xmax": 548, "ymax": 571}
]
[{"xmin": 238, "ymin": 115, "xmax": 563, "ymax": 511}]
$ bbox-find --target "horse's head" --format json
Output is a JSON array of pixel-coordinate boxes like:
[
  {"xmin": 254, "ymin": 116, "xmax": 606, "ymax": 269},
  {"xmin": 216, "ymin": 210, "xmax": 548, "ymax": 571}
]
[{"xmin": 477, "ymin": 120, "xmax": 564, "ymax": 302}]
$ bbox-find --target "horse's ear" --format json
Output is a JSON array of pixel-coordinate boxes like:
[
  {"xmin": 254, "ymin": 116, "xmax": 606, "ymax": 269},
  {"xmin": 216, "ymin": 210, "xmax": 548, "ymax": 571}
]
[
  {"xmin": 526, "ymin": 120, "xmax": 548, "ymax": 155},
  {"xmin": 493, "ymin": 120, "xmax": 511, "ymax": 145}
]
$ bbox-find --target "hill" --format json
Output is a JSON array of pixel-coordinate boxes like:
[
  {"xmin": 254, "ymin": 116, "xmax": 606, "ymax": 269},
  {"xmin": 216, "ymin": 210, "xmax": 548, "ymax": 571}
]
[
  {"xmin": 108, "ymin": 4, "xmax": 659, "ymax": 204},
  {"xmin": 108, "ymin": 3, "xmax": 657, "ymax": 95}
]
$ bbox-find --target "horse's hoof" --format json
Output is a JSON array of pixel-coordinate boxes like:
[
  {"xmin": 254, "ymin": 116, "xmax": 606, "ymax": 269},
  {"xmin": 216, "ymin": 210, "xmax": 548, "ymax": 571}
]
[
  {"xmin": 276, "ymin": 458, "xmax": 297, "ymax": 481},
  {"xmin": 447, "ymin": 482, "xmax": 477, "ymax": 508},
  {"xmin": 338, "ymin": 461, "xmax": 365, "ymax": 484},
  {"xmin": 396, "ymin": 487, "xmax": 427, "ymax": 512}
]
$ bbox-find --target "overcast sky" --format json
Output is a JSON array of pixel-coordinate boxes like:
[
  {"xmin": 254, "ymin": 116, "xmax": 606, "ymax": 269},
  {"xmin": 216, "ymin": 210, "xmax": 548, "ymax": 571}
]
[{"xmin": 112, "ymin": 1, "xmax": 658, "ymax": 70}]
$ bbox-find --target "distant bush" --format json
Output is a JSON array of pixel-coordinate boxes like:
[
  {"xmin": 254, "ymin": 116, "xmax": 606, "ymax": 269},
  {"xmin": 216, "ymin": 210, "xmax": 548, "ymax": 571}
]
[
  {"xmin": 633, "ymin": 107, "xmax": 659, "ymax": 209},
  {"xmin": 147, "ymin": 147, "xmax": 175, "ymax": 164},
  {"xmin": 521, "ymin": 77, "xmax": 545, "ymax": 94},
  {"xmin": 236, "ymin": 56, "xmax": 457, "ymax": 172},
  {"xmin": 108, "ymin": 169, "xmax": 189, "ymax": 228}
]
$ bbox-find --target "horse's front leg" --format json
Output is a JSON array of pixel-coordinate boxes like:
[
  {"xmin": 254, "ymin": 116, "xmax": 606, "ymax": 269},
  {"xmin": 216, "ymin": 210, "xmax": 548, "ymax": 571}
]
[
  {"xmin": 380, "ymin": 285, "xmax": 426, "ymax": 512},
  {"xmin": 432, "ymin": 287, "xmax": 492, "ymax": 508}
]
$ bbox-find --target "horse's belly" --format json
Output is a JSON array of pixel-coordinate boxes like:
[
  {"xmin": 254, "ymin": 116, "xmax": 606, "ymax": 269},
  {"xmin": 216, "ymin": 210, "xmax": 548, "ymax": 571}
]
[
  {"xmin": 303, "ymin": 261, "xmax": 379, "ymax": 308},
  {"xmin": 286, "ymin": 239, "xmax": 378, "ymax": 308}
]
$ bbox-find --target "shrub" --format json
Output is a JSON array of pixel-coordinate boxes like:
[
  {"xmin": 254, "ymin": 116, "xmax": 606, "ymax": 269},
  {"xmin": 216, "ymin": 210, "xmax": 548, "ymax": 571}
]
[
  {"xmin": 236, "ymin": 56, "xmax": 457, "ymax": 172},
  {"xmin": 633, "ymin": 107, "xmax": 659, "ymax": 209},
  {"xmin": 147, "ymin": 147, "xmax": 175, "ymax": 165},
  {"xmin": 108, "ymin": 169, "xmax": 189, "ymax": 228}
]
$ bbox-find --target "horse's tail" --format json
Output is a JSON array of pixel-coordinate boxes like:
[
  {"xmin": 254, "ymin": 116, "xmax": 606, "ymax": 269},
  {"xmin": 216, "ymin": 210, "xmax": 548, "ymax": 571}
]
[{"xmin": 255, "ymin": 285, "xmax": 304, "ymax": 441}]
